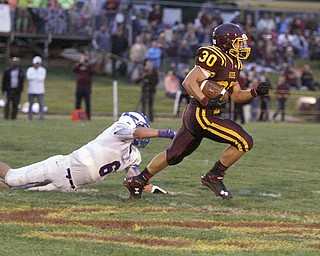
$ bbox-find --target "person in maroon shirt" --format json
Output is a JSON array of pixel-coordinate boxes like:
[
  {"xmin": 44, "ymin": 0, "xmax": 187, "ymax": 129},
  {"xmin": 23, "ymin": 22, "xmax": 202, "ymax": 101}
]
[
  {"xmin": 72, "ymin": 52, "xmax": 96, "ymax": 120},
  {"xmin": 272, "ymin": 75, "xmax": 290, "ymax": 122},
  {"xmin": 148, "ymin": 4, "xmax": 162, "ymax": 24}
]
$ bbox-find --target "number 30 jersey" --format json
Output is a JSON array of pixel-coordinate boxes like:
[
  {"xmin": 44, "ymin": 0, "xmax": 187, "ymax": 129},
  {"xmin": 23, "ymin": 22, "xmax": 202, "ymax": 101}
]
[
  {"xmin": 70, "ymin": 121, "xmax": 141, "ymax": 186},
  {"xmin": 195, "ymin": 45, "xmax": 244, "ymax": 90}
]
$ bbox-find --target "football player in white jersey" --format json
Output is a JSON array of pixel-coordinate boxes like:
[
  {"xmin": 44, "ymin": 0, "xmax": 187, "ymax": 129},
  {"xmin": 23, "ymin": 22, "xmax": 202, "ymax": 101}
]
[{"xmin": 0, "ymin": 111, "xmax": 175, "ymax": 194}]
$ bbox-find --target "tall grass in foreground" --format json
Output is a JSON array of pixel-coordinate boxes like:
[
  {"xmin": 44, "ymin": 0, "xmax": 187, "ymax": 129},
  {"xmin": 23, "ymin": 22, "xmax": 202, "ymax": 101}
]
[{"xmin": 0, "ymin": 119, "xmax": 319, "ymax": 256}]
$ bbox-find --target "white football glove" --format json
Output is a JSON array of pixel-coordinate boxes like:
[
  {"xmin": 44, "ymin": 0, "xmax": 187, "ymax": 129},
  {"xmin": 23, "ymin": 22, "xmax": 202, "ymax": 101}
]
[
  {"xmin": 144, "ymin": 184, "xmax": 168, "ymax": 194},
  {"xmin": 150, "ymin": 185, "xmax": 168, "ymax": 194}
]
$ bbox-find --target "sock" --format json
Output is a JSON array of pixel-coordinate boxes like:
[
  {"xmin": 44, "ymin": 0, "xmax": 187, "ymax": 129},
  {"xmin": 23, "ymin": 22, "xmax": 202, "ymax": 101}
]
[
  {"xmin": 208, "ymin": 161, "xmax": 228, "ymax": 176},
  {"xmin": 138, "ymin": 168, "xmax": 153, "ymax": 183}
]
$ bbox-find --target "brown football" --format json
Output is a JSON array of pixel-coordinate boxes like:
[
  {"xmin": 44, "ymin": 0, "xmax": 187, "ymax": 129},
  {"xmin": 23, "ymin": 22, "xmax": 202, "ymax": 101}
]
[{"xmin": 200, "ymin": 80, "xmax": 228, "ymax": 102}]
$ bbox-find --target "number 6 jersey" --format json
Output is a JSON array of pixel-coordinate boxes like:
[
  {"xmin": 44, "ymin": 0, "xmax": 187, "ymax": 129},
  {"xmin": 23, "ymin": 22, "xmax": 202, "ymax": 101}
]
[
  {"xmin": 5, "ymin": 121, "xmax": 141, "ymax": 191},
  {"xmin": 70, "ymin": 121, "xmax": 141, "ymax": 186}
]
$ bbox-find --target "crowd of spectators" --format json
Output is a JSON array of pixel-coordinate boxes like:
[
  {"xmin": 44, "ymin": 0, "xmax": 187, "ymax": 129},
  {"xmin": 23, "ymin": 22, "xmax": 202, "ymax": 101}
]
[
  {"xmin": 2, "ymin": 0, "xmax": 134, "ymax": 35},
  {"xmin": 4, "ymin": 1, "xmax": 320, "ymax": 75},
  {"xmin": 3, "ymin": 2, "xmax": 320, "ymax": 88},
  {"xmin": 126, "ymin": 4, "xmax": 319, "ymax": 93},
  {"xmin": 1, "ymin": 1, "xmax": 320, "ymax": 122}
]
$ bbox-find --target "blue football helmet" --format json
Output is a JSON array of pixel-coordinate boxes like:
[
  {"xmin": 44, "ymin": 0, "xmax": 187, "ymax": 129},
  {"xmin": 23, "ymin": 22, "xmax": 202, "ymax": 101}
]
[{"xmin": 118, "ymin": 111, "xmax": 151, "ymax": 148}]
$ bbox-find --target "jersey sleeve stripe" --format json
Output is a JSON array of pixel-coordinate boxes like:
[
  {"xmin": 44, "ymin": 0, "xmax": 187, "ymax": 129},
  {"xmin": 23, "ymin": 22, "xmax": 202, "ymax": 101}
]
[
  {"xmin": 208, "ymin": 46, "xmax": 227, "ymax": 66},
  {"xmin": 200, "ymin": 46, "xmax": 227, "ymax": 66}
]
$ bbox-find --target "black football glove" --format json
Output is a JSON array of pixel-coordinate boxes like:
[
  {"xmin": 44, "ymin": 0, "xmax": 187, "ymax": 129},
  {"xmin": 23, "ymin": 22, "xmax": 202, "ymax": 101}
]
[
  {"xmin": 255, "ymin": 82, "xmax": 271, "ymax": 96},
  {"xmin": 206, "ymin": 95, "xmax": 226, "ymax": 110}
]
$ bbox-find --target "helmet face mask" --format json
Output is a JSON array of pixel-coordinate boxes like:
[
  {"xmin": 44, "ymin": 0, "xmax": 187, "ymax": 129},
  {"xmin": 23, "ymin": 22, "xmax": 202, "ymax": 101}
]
[
  {"xmin": 118, "ymin": 111, "xmax": 151, "ymax": 148},
  {"xmin": 212, "ymin": 23, "xmax": 251, "ymax": 60},
  {"xmin": 229, "ymin": 34, "xmax": 251, "ymax": 59}
]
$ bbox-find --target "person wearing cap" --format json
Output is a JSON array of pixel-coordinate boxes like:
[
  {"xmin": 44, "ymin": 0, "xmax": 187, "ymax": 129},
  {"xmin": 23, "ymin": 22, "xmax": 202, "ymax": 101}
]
[
  {"xmin": 26, "ymin": 56, "xmax": 47, "ymax": 120},
  {"xmin": 1, "ymin": 57, "xmax": 25, "ymax": 120}
]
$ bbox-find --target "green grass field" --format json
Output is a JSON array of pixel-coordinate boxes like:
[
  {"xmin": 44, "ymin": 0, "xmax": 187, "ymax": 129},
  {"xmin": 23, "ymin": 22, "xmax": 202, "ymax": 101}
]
[
  {"xmin": 0, "ymin": 118, "xmax": 319, "ymax": 256},
  {"xmin": 0, "ymin": 59, "xmax": 320, "ymax": 255}
]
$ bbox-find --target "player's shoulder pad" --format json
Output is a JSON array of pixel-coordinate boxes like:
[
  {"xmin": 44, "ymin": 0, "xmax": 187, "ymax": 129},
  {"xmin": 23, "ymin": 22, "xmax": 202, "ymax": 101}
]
[{"xmin": 113, "ymin": 121, "xmax": 134, "ymax": 136}]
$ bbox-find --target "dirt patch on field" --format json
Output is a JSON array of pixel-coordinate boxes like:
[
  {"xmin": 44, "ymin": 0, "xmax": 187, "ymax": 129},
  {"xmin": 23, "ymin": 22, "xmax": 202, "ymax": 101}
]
[
  {"xmin": 1, "ymin": 208, "xmax": 319, "ymax": 230},
  {"xmin": 48, "ymin": 232, "xmax": 191, "ymax": 248},
  {"xmin": 1, "ymin": 208, "xmax": 319, "ymax": 249}
]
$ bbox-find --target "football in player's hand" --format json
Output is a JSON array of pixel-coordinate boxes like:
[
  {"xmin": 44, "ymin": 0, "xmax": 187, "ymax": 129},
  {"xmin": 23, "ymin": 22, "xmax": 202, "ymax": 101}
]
[{"xmin": 200, "ymin": 80, "xmax": 228, "ymax": 102}]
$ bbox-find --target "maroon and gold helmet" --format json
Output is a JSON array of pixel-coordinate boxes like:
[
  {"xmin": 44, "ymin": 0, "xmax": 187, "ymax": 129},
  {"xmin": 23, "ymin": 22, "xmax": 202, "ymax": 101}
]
[{"xmin": 212, "ymin": 23, "xmax": 251, "ymax": 60}]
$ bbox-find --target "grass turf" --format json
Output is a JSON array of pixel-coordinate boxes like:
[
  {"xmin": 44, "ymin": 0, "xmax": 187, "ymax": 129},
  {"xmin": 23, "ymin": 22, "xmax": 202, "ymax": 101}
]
[
  {"xmin": 0, "ymin": 59, "xmax": 320, "ymax": 255},
  {"xmin": 0, "ymin": 119, "xmax": 319, "ymax": 255}
]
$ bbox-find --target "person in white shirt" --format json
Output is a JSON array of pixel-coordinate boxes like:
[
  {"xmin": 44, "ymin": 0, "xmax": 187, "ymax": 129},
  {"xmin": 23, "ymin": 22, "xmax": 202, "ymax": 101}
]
[
  {"xmin": 26, "ymin": 56, "xmax": 47, "ymax": 120},
  {"xmin": 0, "ymin": 111, "xmax": 174, "ymax": 195},
  {"xmin": 276, "ymin": 29, "xmax": 294, "ymax": 57},
  {"xmin": 127, "ymin": 35, "xmax": 147, "ymax": 83}
]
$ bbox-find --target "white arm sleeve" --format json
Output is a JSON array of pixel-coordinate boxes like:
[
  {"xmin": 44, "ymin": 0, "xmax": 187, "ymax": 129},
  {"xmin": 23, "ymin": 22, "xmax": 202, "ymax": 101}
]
[{"xmin": 114, "ymin": 128, "xmax": 135, "ymax": 140}]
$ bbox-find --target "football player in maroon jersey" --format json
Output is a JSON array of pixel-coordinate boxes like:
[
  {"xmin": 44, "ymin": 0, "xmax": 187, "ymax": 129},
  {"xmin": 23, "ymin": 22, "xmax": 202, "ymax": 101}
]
[{"xmin": 124, "ymin": 23, "xmax": 270, "ymax": 200}]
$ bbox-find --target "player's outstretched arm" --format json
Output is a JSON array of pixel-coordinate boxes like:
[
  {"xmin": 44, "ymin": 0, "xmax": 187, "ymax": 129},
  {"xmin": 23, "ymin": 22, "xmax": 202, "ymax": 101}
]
[
  {"xmin": 231, "ymin": 81, "xmax": 271, "ymax": 103},
  {"xmin": 133, "ymin": 127, "xmax": 175, "ymax": 139}
]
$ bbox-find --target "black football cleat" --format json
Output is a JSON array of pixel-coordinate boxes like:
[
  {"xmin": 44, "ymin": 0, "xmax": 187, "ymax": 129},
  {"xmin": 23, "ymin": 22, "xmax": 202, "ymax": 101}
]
[
  {"xmin": 123, "ymin": 176, "xmax": 147, "ymax": 199},
  {"xmin": 201, "ymin": 174, "xmax": 233, "ymax": 200}
]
